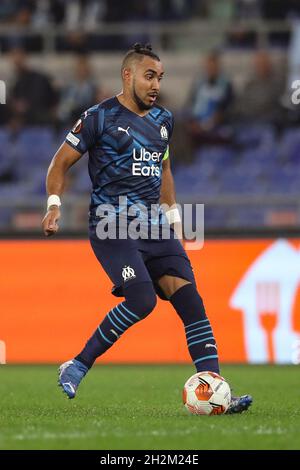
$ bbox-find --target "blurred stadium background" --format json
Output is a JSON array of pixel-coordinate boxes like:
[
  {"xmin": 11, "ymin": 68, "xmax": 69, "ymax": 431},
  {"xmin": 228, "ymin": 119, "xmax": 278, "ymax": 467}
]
[
  {"xmin": 0, "ymin": 0, "xmax": 300, "ymax": 367},
  {"xmin": 1, "ymin": 0, "xmax": 300, "ymax": 452}
]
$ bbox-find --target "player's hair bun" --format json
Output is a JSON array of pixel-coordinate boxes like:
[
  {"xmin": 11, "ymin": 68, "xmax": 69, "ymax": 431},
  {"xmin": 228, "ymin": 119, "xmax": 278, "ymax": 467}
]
[
  {"xmin": 133, "ymin": 43, "xmax": 153, "ymax": 53},
  {"xmin": 126, "ymin": 42, "xmax": 159, "ymax": 62},
  {"xmin": 133, "ymin": 43, "xmax": 143, "ymax": 52}
]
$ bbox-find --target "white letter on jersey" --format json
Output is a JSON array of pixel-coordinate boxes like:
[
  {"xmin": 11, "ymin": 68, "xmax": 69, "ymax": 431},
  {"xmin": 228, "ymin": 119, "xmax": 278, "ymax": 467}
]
[{"xmin": 291, "ymin": 80, "xmax": 300, "ymax": 105}]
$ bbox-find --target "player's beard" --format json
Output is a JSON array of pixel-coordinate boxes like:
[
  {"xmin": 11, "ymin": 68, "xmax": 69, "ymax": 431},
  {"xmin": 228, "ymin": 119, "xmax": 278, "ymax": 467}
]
[{"xmin": 132, "ymin": 85, "xmax": 153, "ymax": 111}]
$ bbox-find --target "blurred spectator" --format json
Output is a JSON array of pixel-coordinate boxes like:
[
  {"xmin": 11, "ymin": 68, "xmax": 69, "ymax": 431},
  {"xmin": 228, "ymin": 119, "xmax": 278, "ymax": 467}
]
[
  {"xmin": 260, "ymin": 0, "xmax": 289, "ymax": 19},
  {"xmin": 0, "ymin": 1, "xmax": 20, "ymax": 23},
  {"xmin": 1, "ymin": 1, "xmax": 42, "ymax": 51},
  {"xmin": 260, "ymin": 0, "xmax": 291, "ymax": 46},
  {"xmin": 155, "ymin": 0, "xmax": 199, "ymax": 21},
  {"xmin": 209, "ymin": 0, "xmax": 235, "ymax": 20},
  {"xmin": 31, "ymin": 0, "xmax": 66, "ymax": 28},
  {"xmin": 121, "ymin": 1, "xmax": 153, "ymax": 50},
  {"xmin": 57, "ymin": 54, "xmax": 99, "ymax": 127},
  {"xmin": 232, "ymin": 50, "xmax": 285, "ymax": 126},
  {"xmin": 226, "ymin": 0, "xmax": 261, "ymax": 48},
  {"xmin": 6, "ymin": 47, "xmax": 58, "ymax": 128},
  {"xmin": 184, "ymin": 51, "xmax": 234, "ymax": 146},
  {"xmin": 104, "ymin": 0, "xmax": 136, "ymax": 22},
  {"xmin": 64, "ymin": 0, "xmax": 105, "ymax": 28},
  {"xmin": 0, "ymin": 0, "xmax": 34, "ymax": 24},
  {"xmin": 56, "ymin": 30, "xmax": 89, "ymax": 53},
  {"xmin": 288, "ymin": 1, "xmax": 300, "ymax": 18},
  {"xmin": 234, "ymin": 0, "xmax": 261, "ymax": 19}
]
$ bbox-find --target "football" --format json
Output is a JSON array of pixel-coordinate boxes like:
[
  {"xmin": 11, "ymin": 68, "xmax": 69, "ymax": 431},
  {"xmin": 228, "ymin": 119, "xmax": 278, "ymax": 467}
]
[{"xmin": 183, "ymin": 371, "xmax": 231, "ymax": 415}]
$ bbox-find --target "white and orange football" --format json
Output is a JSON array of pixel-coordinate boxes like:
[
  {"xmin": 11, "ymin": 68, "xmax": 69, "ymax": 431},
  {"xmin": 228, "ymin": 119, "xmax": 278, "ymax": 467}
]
[{"xmin": 183, "ymin": 371, "xmax": 231, "ymax": 416}]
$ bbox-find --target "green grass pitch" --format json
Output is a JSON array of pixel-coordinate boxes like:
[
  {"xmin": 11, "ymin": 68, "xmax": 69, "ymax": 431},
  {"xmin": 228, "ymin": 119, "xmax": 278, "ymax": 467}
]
[{"xmin": 0, "ymin": 364, "xmax": 299, "ymax": 450}]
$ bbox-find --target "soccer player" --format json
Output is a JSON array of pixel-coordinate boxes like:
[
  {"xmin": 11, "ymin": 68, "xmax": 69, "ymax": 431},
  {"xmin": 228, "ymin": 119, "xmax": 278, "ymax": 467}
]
[{"xmin": 42, "ymin": 44, "xmax": 252, "ymax": 413}]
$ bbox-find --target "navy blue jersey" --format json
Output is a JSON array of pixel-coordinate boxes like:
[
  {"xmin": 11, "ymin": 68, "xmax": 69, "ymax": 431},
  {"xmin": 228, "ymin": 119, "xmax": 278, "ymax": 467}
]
[{"xmin": 65, "ymin": 96, "xmax": 174, "ymax": 217}]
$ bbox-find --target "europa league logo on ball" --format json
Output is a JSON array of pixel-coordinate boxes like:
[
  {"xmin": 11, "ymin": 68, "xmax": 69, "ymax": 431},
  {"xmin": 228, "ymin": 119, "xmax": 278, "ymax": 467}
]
[{"xmin": 0, "ymin": 80, "xmax": 6, "ymax": 104}]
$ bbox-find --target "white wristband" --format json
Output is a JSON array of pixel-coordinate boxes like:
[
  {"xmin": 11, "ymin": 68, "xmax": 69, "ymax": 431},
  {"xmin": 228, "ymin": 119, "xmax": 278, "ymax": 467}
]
[
  {"xmin": 165, "ymin": 207, "xmax": 181, "ymax": 225},
  {"xmin": 47, "ymin": 195, "xmax": 61, "ymax": 211}
]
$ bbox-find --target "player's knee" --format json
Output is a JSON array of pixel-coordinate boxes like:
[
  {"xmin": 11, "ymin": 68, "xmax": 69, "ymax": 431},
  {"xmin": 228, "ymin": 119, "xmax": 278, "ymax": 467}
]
[
  {"xmin": 186, "ymin": 288, "xmax": 206, "ymax": 319},
  {"xmin": 139, "ymin": 289, "xmax": 157, "ymax": 318},
  {"xmin": 189, "ymin": 289, "xmax": 205, "ymax": 312},
  {"xmin": 124, "ymin": 282, "xmax": 157, "ymax": 319},
  {"xmin": 170, "ymin": 283, "xmax": 207, "ymax": 322},
  {"xmin": 132, "ymin": 288, "xmax": 157, "ymax": 319}
]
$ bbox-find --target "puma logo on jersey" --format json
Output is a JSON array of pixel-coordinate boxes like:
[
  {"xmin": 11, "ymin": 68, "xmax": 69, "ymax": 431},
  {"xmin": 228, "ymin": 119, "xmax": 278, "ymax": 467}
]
[{"xmin": 118, "ymin": 126, "xmax": 130, "ymax": 136}]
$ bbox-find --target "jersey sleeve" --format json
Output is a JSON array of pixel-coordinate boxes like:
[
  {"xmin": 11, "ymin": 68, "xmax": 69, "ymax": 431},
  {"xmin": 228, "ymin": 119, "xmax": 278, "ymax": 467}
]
[
  {"xmin": 166, "ymin": 111, "xmax": 174, "ymax": 141},
  {"xmin": 162, "ymin": 111, "xmax": 174, "ymax": 161},
  {"xmin": 65, "ymin": 106, "xmax": 104, "ymax": 154}
]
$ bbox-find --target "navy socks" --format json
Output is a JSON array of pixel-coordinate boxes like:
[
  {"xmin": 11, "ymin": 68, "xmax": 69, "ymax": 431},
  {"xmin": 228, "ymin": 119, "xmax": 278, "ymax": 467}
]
[
  {"xmin": 76, "ymin": 282, "xmax": 156, "ymax": 368},
  {"xmin": 76, "ymin": 281, "xmax": 219, "ymax": 374},
  {"xmin": 170, "ymin": 283, "xmax": 220, "ymax": 374}
]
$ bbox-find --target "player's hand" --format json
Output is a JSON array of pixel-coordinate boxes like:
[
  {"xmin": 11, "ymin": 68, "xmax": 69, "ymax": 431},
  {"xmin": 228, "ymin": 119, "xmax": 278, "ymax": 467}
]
[{"xmin": 42, "ymin": 206, "xmax": 61, "ymax": 237}]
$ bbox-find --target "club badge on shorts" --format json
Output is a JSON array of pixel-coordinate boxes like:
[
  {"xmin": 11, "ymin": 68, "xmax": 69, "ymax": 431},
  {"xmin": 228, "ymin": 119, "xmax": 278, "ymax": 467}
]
[{"xmin": 122, "ymin": 265, "xmax": 136, "ymax": 282}]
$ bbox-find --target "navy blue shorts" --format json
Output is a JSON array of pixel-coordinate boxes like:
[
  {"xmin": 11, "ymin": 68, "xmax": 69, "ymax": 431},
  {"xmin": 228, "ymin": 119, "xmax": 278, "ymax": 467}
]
[{"xmin": 89, "ymin": 225, "xmax": 196, "ymax": 301}]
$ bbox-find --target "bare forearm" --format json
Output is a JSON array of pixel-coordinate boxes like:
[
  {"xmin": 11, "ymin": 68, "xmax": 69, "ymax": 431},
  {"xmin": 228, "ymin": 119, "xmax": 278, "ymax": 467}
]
[
  {"xmin": 160, "ymin": 165, "xmax": 183, "ymax": 241},
  {"xmin": 160, "ymin": 167, "xmax": 176, "ymax": 207},
  {"xmin": 42, "ymin": 142, "xmax": 82, "ymax": 236},
  {"xmin": 46, "ymin": 143, "xmax": 82, "ymax": 196},
  {"xmin": 46, "ymin": 159, "xmax": 67, "ymax": 196}
]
